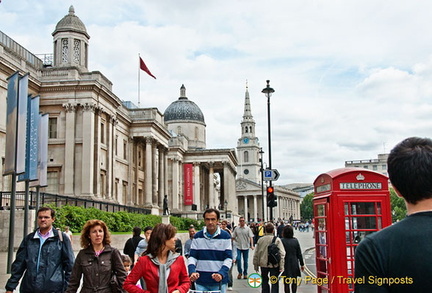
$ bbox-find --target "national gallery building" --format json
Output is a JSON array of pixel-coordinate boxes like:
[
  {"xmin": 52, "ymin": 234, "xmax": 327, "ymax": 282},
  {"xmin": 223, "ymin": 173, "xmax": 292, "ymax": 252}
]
[{"xmin": 0, "ymin": 6, "xmax": 301, "ymax": 221}]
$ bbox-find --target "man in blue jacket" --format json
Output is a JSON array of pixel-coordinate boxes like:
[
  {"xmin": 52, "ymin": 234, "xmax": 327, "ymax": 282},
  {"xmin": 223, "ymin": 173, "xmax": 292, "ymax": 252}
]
[
  {"xmin": 188, "ymin": 208, "xmax": 232, "ymax": 293},
  {"xmin": 5, "ymin": 207, "xmax": 75, "ymax": 293}
]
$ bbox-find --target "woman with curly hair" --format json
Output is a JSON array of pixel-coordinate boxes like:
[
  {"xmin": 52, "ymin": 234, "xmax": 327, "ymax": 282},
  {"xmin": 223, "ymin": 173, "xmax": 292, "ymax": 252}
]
[
  {"xmin": 66, "ymin": 219, "xmax": 127, "ymax": 293},
  {"xmin": 123, "ymin": 223, "xmax": 190, "ymax": 293}
]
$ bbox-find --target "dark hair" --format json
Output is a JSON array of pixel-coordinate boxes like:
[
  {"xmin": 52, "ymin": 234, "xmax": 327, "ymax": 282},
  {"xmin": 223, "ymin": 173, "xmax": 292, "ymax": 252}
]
[
  {"xmin": 80, "ymin": 219, "xmax": 111, "ymax": 248},
  {"xmin": 388, "ymin": 137, "xmax": 432, "ymax": 204},
  {"xmin": 145, "ymin": 223, "xmax": 177, "ymax": 257},
  {"xmin": 144, "ymin": 226, "xmax": 153, "ymax": 233},
  {"xmin": 203, "ymin": 208, "xmax": 220, "ymax": 220},
  {"xmin": 133, "ymin": 227, "xmax": 142, "ymax": 237},
  {"xmin": 121, "ymin": 254, "xmax": 132, "ymax": 263},
  {"xmin": 265, "ymin": 223, "xmax": 275, "ymax": 233},
  {"xmin": 37, "ymin": 207, "xmax": 55, "ymax": 218},
  {"xmin": 282, "ymin": 225, "xmax": 294, "ymax": 238}
]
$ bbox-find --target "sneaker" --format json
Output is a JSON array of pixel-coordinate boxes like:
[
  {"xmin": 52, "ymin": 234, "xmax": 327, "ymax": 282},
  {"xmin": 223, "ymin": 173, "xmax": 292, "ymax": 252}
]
[
  {"xmin": 237, "ymin": 273, "xmax": 242, "ymax": 279},
  {"xmin": 243, "ymin": 274, "xmax": 248, "ymax": 279},
  {"xmin": 228, "ymin": 287, "xmax": 233, "ymax": 291}
]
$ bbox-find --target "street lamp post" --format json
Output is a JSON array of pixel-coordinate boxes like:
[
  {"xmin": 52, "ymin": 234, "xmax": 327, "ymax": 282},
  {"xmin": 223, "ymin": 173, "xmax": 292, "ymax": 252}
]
[
  {"xmin": 262, "ymin": 80, "xmax": 275, "ymax": 221},
  {"xmin": 259, "ymin": 148, "xmax": 265, "ymax": 221}
]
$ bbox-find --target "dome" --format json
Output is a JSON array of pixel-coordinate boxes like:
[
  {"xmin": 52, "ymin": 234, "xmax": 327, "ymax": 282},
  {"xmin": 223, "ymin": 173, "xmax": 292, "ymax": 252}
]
[
  {"xmin": 164, "ymin": 85, "xmax": 205, "ymax": 123},
  {"xmin": 52, "ymin": 6, "xmax": 90, "ymax": 38}
]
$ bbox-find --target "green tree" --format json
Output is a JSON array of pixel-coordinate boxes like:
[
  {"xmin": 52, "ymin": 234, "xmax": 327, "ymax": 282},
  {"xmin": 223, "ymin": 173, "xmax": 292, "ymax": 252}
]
[
  {"xmin": 390, "ymin": 187, "xmax": 407, "ymax": 222},
  {"xmin": 300, "ymin": 192, "xmax": 314, "ymax": 221}
]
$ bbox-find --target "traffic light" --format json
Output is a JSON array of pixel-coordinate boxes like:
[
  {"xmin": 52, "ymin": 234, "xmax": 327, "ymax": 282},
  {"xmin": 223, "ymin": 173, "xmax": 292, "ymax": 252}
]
[{"xmin": 267, "ymin": 186, "xmax": 277, "ymax": 208}]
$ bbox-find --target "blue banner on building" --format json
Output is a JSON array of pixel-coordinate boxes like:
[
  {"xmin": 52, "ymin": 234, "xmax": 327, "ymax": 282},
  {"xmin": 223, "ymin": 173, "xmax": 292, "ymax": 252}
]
[
  {"xmin": 16, "ymin": 74, "xmax": 29, "ymax": 175},
  {"xmin": 4, "ymin": 72, "xmax": 19, "ymax": 175},
  {"xmin": 18, "ymin": 96, "xmax": 40, "ymax": 182}
]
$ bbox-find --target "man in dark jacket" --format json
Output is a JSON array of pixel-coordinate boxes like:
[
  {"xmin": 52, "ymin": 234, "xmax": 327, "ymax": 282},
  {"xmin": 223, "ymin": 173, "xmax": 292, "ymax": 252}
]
[
  {"xmin": 123, "ymin": 226, "xmax": 143, "ymax": 268},
  {"xmin": 5, "ymin": 207, "xmax": 75, "ymax": 293}
]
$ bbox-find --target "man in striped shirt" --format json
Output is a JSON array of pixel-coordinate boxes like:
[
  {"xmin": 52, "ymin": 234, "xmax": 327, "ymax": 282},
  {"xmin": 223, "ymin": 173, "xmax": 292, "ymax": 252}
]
[{"xmin": 188, "ymin": 208, "xmax": 232, "ymax": 293}]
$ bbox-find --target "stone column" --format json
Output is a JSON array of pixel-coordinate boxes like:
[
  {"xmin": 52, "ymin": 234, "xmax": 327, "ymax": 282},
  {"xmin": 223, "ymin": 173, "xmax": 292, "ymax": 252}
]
[
  {"xmin": 172, "ymin": 158, "xmax": 179, "ymax": 210},
  {"xmin": 253, "ymin": 195, "xmax": 258, "ymax": 222},
  {"xmin": 208, "ymin": 162, "xmax": 215, "ymax": 208},
  {"xmin": 127, "ymin": 137, "xmax": 134, "ymax": 205},
  {"xmin": 63, "ymin": 103, "xmax": 76, "ymax": 196},
  {"xmin": 81, "ymin": 103, "xmax": 95, "ymax": 197},
  {"xmin": 152, "ymin": 142, "xmax": 158, "ymax": 205},
  {"xmin": 244, "ymin": 196, "xmax": 248, "ymax": 219},
  {"xmin": 158, "ymin": 146, "xmax": 165, "ymax": 208},
  {"xmin": 107, "ymin": 116, "xmax": 116, "ymax": 200},
  {"xmin": 193, "ymin": 162, "xmax": 201, "ymax": 210},
  {"xmin": 145, "ymin": 137, "xmax": 152, "ymax": 206}
]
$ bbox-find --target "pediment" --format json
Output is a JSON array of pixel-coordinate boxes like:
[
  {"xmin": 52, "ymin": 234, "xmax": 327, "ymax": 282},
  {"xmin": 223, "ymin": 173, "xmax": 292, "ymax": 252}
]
[{"xmin": 236, "ymin": 178, "xmax": 261, "ymax": 192}]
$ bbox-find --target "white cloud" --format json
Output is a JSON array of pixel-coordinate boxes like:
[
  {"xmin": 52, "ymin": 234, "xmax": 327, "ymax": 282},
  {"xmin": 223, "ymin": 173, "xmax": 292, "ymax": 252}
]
[{"xmin": 3, "ymin": 0, "xmax": 432, "ymax": 184}]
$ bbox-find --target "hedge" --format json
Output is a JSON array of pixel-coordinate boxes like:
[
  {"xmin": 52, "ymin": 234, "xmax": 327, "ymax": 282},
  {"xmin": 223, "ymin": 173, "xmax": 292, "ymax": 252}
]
[{"xmin": 47, "ymin": 205, "xmax": 203, "ymax": 233}]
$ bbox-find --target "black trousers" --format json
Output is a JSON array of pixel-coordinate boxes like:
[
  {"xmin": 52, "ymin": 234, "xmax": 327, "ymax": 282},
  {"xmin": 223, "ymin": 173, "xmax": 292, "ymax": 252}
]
[{"xmin": 260, "ymin": 267, "xmax": 280, "ymax": 293}]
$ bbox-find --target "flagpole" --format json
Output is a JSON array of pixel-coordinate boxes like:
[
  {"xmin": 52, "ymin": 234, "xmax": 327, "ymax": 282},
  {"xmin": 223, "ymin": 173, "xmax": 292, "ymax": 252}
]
[{"xmin": 138, "ymin": 53, "xmax": 141, "ymax": 108}]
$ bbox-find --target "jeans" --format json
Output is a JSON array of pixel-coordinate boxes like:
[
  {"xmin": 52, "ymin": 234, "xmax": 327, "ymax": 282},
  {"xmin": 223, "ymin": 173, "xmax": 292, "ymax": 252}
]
[
  {"xmin": 260, "ymin": 267, "xmax": 280, "ymax": 293},
  {"xmin": 195, "ymin": 282, "xmax": 227, "ymax": 293},
  {"xmin": 236, "ymin": 248, "xmax": 249, "ymax": 275}
]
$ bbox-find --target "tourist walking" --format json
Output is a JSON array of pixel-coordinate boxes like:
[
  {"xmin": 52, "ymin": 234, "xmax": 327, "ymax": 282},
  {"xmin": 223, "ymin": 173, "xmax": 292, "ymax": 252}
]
[
  {"xmin": 5, "ymin": 207, "xmax": 74, "ymax": 293},
  {"xmin": 65, "ymin": 219, "xmax": 127, "ymax": 293}
]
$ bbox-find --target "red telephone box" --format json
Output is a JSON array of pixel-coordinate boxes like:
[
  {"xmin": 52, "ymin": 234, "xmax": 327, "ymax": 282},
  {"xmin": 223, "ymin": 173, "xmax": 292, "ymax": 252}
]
[{"xmin": 313, "ymin": 168, "xmax": 391, "ymax": 293}]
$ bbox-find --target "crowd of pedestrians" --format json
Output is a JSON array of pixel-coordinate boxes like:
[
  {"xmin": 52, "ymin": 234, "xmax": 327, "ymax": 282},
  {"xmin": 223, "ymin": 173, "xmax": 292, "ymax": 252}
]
[{"xmin": 5, "ymin": 206, "xmax": 307, "ymax": 293}]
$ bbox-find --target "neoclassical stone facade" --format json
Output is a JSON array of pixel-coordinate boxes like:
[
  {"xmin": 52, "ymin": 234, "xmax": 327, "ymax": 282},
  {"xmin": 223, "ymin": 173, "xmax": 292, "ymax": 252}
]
[{"xmin": 0, "ymin": 6, "xmax": 238, "ymax": 217}]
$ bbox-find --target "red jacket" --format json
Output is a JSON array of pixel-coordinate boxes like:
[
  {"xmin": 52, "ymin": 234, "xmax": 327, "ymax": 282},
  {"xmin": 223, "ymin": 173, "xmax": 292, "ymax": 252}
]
[{"xmin": 123, "ymin": 254, "xmax": 190, "ymax": 293}]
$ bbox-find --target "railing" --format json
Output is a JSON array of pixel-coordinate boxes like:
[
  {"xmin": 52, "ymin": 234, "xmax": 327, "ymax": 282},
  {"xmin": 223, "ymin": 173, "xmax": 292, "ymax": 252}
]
[
  {"xmin": 0, "ymin": 30, "xmax": 44, "ymax": 69},
  {"xmin": 36, "ymin": 53, "xmax": 54, "ymax": 67},
  {"xmin": 0, "ymin": 191, "xmax": 151, "ymax": 214}
]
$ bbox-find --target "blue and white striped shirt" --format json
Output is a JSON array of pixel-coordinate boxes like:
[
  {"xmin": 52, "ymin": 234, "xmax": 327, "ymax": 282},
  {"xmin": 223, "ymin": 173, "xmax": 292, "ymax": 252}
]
[{"xmin": 188, "ymin": 226, "xmax": 232, "ymax": 286}]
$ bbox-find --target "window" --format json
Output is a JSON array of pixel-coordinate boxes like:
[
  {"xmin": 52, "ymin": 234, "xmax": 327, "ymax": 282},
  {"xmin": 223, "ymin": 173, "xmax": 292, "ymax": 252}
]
[
  {"xmin": 46, "ymin": 171, "xmax": 59, "ymax": 194},
  {"xmin": 244, "ymin": 151, "xmax": 249, "ymax": 163},
  {"xmin": 114, "ymin": 179, "xmax": 119, "ymax": 201},
  {"xmin": 382, "ymin": 164, "xmax": 387, "ymax": 170},
  {"xmin": 115, "ymin": 136, "xmax": 118, "ymax": 155},
  {"xmin": 62, "ymin": 38, "xmax": 68, "ymax": 63},
  {"xmin": 123, "ymin": 140, "xmax": 127, "ymax": 160},
  {"xmin": 73, "ymin": 39, "xmax": 80, "ymax": 63},
  {"xmin": 122, "ymin": 181, "xmax": 128, "ymax": 200},
  {"xmin": 100, "ymin": 123, "xmax": 105, "ymax": 144},
  {"xmin": 49, "ymin": 117, "xmax": 58, "ymax": 139},
  {"xmin": 138, "ymin": 151, "xmax": 141, "ymax": 167},
  {"xmin": 373, "ymin": 165, "xmax": 377, "ymax": 171}
]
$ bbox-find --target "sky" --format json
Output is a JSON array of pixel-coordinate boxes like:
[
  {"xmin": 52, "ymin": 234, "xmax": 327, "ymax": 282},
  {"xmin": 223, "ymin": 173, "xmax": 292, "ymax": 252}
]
[{"xmin": 2, "ymin": 0, "xmax": 432, "ymax": 185}]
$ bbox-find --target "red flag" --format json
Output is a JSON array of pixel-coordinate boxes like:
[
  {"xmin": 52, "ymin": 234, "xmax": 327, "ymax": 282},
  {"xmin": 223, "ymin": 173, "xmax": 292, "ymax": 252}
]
[{"xmin": 139, "ymin": 57, "xmax": 156, "ymax": 79}]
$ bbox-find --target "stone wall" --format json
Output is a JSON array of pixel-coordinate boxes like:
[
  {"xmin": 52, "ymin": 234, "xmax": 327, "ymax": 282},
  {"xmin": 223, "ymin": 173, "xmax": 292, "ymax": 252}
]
[{"xmin": 0, "ymin": 210, "xmax": 36, "ymax": 251}]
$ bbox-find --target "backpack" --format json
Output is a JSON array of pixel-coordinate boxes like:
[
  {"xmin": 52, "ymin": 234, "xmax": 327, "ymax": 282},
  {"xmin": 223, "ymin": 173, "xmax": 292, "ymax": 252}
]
[
  {"xmin": 267, "ymin": 236, "xmax": 281, "ymax": 266},
  {"xmin": 258, "ymin": 226, "xmax": 264, "ymax": 237}
]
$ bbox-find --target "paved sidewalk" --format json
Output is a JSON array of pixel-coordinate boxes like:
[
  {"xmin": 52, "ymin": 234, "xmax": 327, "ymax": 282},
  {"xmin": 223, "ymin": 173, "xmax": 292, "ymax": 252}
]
[{"xmin": 0, "ymin": 230, "xmax": 317, "ymax": 293}]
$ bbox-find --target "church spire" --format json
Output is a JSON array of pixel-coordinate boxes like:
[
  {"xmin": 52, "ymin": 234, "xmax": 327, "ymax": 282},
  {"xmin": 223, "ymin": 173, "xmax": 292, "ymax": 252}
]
[{"xmin": 242, "ymin": 81, "xmax": 255, "ymax": 122}]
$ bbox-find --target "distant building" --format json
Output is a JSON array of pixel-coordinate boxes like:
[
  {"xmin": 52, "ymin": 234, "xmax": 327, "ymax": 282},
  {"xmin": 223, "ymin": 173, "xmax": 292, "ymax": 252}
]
[
  {"xmin": 235, "ymin": 85, "xmax": 301, "ymax": 222},
  {"xmin": 345, "ymin": 154, "xmax": 389, "ymax": 176},
  {"xmin": 284, "ymin": 183, "xmax": 314, "ymax": 198}
]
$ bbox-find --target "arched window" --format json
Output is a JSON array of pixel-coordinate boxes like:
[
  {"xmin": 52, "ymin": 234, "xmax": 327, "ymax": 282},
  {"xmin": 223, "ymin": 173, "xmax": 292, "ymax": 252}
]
[
  {"xmin": 244, "ymin": 151, "xmax": 249, "ymax": 163},
  {"xmin": 245, "ymin": 127, "xmax": 248, "ymax": 133}
]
